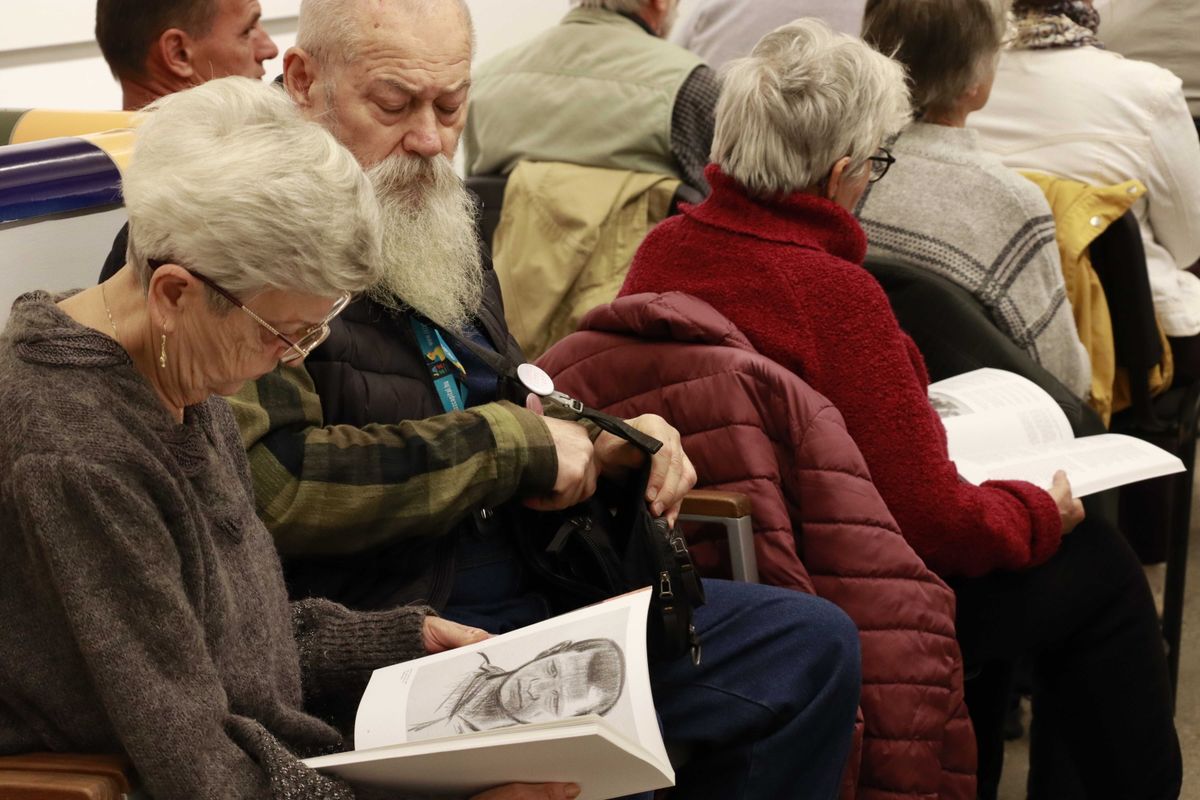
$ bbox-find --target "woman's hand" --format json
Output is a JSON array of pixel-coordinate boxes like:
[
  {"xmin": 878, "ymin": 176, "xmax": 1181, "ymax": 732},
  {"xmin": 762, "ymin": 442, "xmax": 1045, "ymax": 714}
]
[
  {"xmin": 422, "ymin": 616, "xmax": 490, "ymax": 654},
  {"xmin": 470, "ymin": 784, "xmax": 581, "ymax": 800},
  {"xmin": 1048, "ymin": 470, "xmax": 1085, "ymax": 535},
  {"xmin": 593, "ymin": 414, "xmax": 697, "ymax": 525}
]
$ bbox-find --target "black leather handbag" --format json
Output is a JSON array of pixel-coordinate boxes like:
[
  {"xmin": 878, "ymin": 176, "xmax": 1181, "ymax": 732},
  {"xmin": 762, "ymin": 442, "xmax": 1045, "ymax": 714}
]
[
  {"xmin": 514, "ymin": 453, "xmax": 707, "ymax": 666},
  {"xmin": 435, "ymin": 324, "xmax": 707, "ymax": 664}
]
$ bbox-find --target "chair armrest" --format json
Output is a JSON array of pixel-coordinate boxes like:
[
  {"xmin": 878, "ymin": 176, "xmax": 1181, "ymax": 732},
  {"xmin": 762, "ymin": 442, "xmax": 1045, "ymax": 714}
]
[
  {"xmin": 677, "ymin": 490, "xmax": 759, "ymax": 584},
  {"xmin": 679, "ymin": 490, "xmax": 752, "ymax": 519},
  {"xmin": 0, "ymin": 753, "xmax": 132, "ymax": 800}
]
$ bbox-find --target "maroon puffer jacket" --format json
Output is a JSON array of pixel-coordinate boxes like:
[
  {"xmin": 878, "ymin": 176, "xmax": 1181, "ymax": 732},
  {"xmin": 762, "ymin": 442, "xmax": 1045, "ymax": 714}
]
[{"xmin": 539, "ymin": 292, "xmax": 976, "ymax": 800}]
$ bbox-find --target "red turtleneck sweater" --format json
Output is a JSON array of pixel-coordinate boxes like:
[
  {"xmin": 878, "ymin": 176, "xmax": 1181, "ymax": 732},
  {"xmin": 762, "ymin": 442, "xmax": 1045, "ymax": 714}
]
[{"xmin": 620, "ymin": 165, "xmax": 1062, "ymax": 578}]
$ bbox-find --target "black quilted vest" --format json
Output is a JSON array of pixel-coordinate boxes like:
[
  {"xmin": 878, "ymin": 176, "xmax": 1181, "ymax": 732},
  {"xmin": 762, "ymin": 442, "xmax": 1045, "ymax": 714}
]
[{"xmin": 285, "ymin": 259, "xmax": 527, "ymax": 610}]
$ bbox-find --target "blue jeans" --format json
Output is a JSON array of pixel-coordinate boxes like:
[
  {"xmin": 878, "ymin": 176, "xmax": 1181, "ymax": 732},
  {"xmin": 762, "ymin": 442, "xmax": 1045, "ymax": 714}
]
[{"xmin": 446, "ymin": 578, "xmax": 861, "ymax": 800}]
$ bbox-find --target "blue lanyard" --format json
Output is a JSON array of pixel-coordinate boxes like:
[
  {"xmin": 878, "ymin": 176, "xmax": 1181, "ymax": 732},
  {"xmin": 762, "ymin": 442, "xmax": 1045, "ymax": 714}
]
[{"xmin": 410, "ymin": 318, "xmax": 468, "ymax": 413}]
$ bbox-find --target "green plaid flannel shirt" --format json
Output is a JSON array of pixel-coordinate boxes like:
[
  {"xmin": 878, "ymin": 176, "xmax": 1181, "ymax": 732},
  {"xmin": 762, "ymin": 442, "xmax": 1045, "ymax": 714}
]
[{"xmin": 228, "ymin": 364, "xmax": 558, "ymax": 556}]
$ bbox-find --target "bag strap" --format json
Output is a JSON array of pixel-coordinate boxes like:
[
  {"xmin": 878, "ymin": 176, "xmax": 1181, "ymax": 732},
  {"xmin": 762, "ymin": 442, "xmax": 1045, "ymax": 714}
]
[{"xmin": 431, "ymin": 322, "xmax": 664, "ymax": 455}]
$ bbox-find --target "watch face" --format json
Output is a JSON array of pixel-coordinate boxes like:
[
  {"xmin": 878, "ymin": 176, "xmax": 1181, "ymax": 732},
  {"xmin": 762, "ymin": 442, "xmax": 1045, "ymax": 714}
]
[{"xmin": 517, "ymin": 363, "xmax": 556, "ymax": 397}]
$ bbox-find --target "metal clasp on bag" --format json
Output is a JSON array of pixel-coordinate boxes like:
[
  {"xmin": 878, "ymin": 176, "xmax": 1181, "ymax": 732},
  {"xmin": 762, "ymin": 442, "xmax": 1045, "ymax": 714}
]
[
  {"xmin": 548, "ymin": 391, "xmax": 585, "ymax": 415},
  {"xmin": 658, "ymin": 570, "xmax": 674, "ymax": 600}
]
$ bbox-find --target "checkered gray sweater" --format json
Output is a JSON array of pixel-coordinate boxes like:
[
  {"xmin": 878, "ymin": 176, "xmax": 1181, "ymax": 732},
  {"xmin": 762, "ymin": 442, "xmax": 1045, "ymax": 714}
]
[
  {"xmin": 0, "ymin": 293, "xmax": 432, "ymax": 800},
  {"xmin": 856, "ymin": 122, "xmax": 1091, "ymax": 399}
]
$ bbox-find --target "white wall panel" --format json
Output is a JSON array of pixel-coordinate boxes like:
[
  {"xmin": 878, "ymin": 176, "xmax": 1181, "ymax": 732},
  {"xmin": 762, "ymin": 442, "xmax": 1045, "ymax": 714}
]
[
  {"xmin": 0, "ymin": 207, "xmax": 128, "ymax": 325},
  {"xmin": 0, "ymin": 2, "xmax": 702, "ymax": 111}
]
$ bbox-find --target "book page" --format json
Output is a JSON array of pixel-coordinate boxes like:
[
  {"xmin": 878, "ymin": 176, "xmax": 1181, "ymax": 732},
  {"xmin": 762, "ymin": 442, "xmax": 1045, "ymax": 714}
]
[
  {"xmin": 928, "ymin": 368, "xmax": 1074, "ymax": 458},
  {"xmin": 352, "ymin": 588, "xmax": 667, "ymax": 774},
  {"xmin": 953, "ymin": 433, "xmax": 1185, "ymax": 497}
]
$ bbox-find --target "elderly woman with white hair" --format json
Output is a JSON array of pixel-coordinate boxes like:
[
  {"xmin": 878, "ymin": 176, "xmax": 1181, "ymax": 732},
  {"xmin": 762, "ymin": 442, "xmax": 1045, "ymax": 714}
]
[
  {"xmin": 620, "ymin": 18, "xmax": 1180, "ymax": 800},
  {"xmin": 0, "ymin": 78, "xmax": 577, "ymax": 800}
]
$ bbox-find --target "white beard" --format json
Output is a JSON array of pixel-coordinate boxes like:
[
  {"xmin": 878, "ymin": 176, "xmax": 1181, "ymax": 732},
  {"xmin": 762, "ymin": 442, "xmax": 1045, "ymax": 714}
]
[{"xmin": 365, "ymin": 153, "xmax": 484, "ymax": 332}]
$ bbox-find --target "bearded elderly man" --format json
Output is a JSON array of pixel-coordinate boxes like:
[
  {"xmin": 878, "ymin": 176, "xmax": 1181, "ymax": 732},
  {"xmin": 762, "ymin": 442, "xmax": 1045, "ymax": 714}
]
[
  {"xmin": 108, "ymin": 2, "xmax": 859, "ymax": 798},
  {"xmin": 464, "ymin": 0, "xmax": 717, "ymax": 194}
]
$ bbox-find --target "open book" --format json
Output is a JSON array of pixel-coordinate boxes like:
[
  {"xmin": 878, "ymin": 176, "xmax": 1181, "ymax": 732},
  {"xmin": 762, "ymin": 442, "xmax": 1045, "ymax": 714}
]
[
  {"xmin": 930, "ymin": 368, "xmax": 1184, "ymax": 497},
  {"xmin": 303, "ymin": 588, "xmax": 672, "ymax": 800}
]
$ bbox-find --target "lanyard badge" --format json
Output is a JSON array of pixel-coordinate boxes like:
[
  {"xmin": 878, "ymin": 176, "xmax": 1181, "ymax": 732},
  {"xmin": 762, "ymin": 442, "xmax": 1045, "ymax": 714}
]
[{"xmin": 410, "ymin": 318, "xmax": 468, "ymax": 413}]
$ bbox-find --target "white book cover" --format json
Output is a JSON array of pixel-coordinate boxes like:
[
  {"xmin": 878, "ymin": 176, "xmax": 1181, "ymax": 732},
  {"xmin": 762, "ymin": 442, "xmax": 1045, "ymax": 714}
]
[
  {"xmin": 304, "ymin": 588, "xmax": 672, "ymax": 800},
  {"xmin": 928, "ymin": 368, "xmax": 1184, "ymax": 497}
]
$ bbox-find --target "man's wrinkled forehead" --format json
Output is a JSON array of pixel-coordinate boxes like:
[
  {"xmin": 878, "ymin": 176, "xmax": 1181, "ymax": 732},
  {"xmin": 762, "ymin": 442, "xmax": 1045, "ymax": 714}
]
[{"xmin": 344, "ymin": 1, "xmax": 471, "ymax": 88}]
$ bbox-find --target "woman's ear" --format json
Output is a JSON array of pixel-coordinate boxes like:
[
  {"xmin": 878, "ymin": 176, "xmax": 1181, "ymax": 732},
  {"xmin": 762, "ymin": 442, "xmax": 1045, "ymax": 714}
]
[
  {"xmin": 145, "ymin": 263, "xmax": 197, "ymax": 334},
  {"xmin": 824, "ymin": 156, "xmax": 854, "ymax": 202},
  {"xmin": 962, "ymin": 79, "xmax": 991, "ymax": 113}
]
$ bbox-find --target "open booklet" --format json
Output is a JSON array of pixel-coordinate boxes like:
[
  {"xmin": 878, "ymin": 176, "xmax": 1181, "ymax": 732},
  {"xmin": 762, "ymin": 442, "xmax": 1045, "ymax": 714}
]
[
  {"xmin": 930, "ymin": 368, "xmax": 1184, "ymax": 497},
  {"xmin": 303, "ymin": 588, "xmax": 672, "ymax": 800}
]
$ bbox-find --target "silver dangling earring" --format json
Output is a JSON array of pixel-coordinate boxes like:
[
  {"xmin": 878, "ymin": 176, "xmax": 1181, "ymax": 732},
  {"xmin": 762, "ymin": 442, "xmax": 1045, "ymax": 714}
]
[{"xmin": 159, "ymin": 333, "xmax": 168, "ymax": 369}]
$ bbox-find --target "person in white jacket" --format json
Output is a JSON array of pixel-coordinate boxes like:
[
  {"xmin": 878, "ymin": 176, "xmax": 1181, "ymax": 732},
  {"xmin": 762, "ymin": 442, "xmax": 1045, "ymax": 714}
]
[
  {"xmin": 1093, "ymin": 0, "xmax": 1200, "ymax": 120},
  {"xmin": 969, "ymin": 0, "xmax": 1200, "ymax": 340}
]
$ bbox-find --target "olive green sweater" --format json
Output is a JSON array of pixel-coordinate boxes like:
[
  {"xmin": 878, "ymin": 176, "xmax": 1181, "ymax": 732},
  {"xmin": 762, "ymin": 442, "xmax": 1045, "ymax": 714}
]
[{"xmin": 0, "ymin": 292, "xmax": 430, "ymax": 800}]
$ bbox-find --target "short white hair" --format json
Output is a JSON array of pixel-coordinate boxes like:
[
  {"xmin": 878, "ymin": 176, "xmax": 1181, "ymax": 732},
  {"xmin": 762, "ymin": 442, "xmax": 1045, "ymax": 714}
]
[
  {"xmin": 569, "ymin": 0, "xmax": 646, "ymax": 12},
  {"xmin": 123, "ymin": 77, "xmax": 382, "ymax": 300},
  {"xmin": 712, "ymin": 18, "xmax": 912, "ymax": 198},
  {"xmin": 297, "ymin": 0, "xmax": 475, "ymax": 68}
]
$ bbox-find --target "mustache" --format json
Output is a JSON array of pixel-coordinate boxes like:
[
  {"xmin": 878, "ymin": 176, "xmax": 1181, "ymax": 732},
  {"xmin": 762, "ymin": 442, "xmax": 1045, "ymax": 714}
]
[{"xmin": 367, "ymin": 154, "xmax": 458, "ymax": 200}]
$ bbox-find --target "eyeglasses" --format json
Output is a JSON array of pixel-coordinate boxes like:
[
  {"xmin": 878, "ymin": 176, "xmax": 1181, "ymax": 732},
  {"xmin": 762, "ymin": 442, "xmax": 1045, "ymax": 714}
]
[
  {"xmin": 148, "ymin": 258, "xmax": 352, "ymax": 364},
  {"xmin": 867, "ymin": 148, "xmax": 896, "ymax": 183}
]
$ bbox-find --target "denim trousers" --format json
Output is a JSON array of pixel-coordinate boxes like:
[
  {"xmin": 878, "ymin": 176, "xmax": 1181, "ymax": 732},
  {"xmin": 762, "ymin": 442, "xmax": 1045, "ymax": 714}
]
[
  {"xmin": 648, "ymin": 579, "xmax": 861, "ymax": 799},
  {"xmin": 446, "ymin": 576, "xmax": 862, "ymax": 800}
]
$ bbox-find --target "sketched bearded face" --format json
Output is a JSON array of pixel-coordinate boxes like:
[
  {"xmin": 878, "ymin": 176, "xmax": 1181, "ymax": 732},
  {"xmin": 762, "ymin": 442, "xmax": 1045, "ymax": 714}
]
[{"xmin": 497, "ymin": 640, "xmax": 625, "ymax": 724}]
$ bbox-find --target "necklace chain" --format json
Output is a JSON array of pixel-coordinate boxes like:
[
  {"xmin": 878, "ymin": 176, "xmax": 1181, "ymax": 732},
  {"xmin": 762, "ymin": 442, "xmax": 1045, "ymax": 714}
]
[{"xmin": 100, "ymin": 283, "xmax": 119, "ymax": 340}]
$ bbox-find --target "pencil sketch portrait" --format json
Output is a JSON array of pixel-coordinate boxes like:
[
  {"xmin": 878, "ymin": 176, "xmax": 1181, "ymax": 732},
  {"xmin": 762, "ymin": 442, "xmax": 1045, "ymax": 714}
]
[{"xmin": 408, "ymin": 638, "xmax": 626, "ymax": 740}]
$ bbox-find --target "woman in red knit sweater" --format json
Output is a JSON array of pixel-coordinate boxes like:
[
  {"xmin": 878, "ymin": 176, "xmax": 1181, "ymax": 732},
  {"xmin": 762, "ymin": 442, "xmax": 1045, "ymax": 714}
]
[{"xmin": 620, "ymin": 17, "xmax": 1179, "ymax": 800}]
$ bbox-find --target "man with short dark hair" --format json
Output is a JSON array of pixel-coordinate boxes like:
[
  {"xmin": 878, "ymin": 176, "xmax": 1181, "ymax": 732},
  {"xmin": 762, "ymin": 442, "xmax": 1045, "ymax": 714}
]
[{"xmin": 95, "ymin": 0, "xmax": 278, "ymax": 110}]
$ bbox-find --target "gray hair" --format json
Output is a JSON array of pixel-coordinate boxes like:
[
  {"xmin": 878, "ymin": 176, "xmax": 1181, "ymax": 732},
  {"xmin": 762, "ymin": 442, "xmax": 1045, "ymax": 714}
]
[
  {"xmin": 123, "ymin": 77, "xmax": 382, "ymax": 301},
  {"xmin": 863, "ymin": 0, "xmax": 1007, "ymax": 118},
  {"xmin": 297, "ymin": 0, "xmax": 475, "ymax": 68},
  {"xmin": 569, "ymin": 0, "xmax": 646, "ymax": 12},
  {"xmin": 712, "ymin": 18, "xmax": 912, "ymax": 198}
]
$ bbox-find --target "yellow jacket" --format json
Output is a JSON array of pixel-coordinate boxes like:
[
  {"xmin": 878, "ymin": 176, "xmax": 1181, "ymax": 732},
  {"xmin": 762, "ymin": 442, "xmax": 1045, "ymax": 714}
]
[
  {"xmin": 1023, "ymin": 172, "xmax": 1172, "ymax": 424},
  {"xmin": 492, "ymin": 161, "xmax": 681, "ymax": 359}
]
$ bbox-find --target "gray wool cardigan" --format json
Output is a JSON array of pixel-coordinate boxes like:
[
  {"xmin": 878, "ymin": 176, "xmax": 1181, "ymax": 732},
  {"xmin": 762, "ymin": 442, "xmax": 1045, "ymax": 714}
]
[{"xmin": 0, "ymin": 292, "xmax": 431, "ymax": 800}]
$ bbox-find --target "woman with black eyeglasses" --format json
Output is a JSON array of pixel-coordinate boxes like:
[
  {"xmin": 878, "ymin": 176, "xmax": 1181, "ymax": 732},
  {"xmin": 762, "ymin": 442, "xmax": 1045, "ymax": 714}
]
[{"xmin": 616, "ymin": 16, "xmax": 1178, "ymax": 800}]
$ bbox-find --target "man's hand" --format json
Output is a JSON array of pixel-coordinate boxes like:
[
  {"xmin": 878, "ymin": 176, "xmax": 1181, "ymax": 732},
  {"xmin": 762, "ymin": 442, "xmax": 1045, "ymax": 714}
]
[
  {"xmin": 593, "ymin": 414, "xmax": 697, "ymax": 525},
  {"xmin": 470, "ymin": 783, "xmax": 581, "ymax": 800},
  {"xmin": 422, "ymin": 616, "xmax": 490, "ymax": 654},
  {"xmin": 523, "ymin": 416, "xmax": 598, "ymax": 511},
  {"xmin": 1048, "ymin": 470, "xmax": 1085, "ymax": 535}
]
